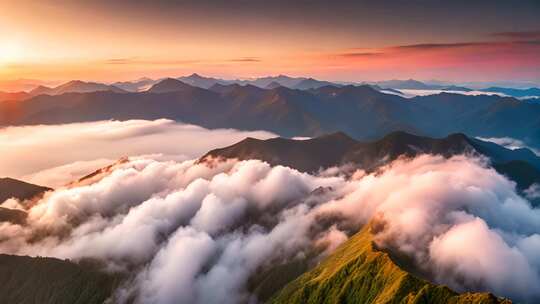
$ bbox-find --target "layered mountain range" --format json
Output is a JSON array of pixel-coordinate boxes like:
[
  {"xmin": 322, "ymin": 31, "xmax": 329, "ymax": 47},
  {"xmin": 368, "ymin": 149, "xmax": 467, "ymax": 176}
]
[
  {"xmin": 29, "ymin": 80, "xmax": 127, "ymax": 96},
  {"xmin": 1, "ymin": 77, "xmax": 539, "ymax": 149},
  {"xmin": 0, "ymin": 73, "xmax": 538, "ymax": 304},
  {"xmin": 2, "ymin": 74, "xmax": 539, "ymax": 104}
]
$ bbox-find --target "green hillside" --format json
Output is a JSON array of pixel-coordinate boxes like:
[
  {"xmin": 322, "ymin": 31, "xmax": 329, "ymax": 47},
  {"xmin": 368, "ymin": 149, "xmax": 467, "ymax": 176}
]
[
  {"xmin": 269, "ymin": 226, "xmax": 511, "ymax": 304},
  {"xmin": 0, "ymin": 254, "xmax": 118, "ymax": 304}
]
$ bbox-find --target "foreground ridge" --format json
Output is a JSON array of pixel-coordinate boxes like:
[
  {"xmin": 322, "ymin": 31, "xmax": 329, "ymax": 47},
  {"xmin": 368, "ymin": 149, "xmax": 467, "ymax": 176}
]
[{"xmin": 270, "ymin": 226, "xmax": 511, "ymax": 304}]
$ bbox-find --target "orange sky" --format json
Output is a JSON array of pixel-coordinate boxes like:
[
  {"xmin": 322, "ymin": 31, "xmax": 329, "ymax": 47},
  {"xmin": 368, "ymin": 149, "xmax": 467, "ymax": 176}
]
[{"xmin": 1, "ymin": 0, "xmax": 539, "ymax": 84}]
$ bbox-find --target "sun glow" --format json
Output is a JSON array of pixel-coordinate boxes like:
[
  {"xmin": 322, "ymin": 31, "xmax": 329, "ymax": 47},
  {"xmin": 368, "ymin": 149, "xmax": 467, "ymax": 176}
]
[{"xmin": 0, "ymin": 42, "xmax": 23, "ymax": 64}]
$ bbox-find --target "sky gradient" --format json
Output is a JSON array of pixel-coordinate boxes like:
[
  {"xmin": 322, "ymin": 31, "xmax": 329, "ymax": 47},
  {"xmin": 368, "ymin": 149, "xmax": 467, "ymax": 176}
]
[{"xmin": 1, "ymin": 0, "xmax": 540, "ymax": 84}]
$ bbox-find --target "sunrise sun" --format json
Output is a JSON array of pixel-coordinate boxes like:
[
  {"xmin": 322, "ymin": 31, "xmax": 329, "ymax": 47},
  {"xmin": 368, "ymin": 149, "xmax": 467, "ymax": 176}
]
[{"xmin": 0, "ymin": 42, "xmax": 22, "ymax": 64}]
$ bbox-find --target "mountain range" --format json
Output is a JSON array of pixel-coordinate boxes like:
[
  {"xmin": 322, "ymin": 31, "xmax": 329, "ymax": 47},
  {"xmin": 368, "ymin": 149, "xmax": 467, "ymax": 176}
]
[
  {"xmin": 168, "ymin": 74, "xmax": 540, "ymax": 97},
  {"xmin": 2, "ymin": 75, "xmax": 539, "ymax": 102},
  {"xmin": 201, "ymin": 131, "xmax": 540, "ymax": 198},
  {"xmin": 1, "ymin": 78, "xmax": 539, "ymax": 149},
  {"xmin": 367, "ymin": 79, "xmax": 471, "ymax": 91},
  {"xmin": 29, "ymin": 80, "xmax": 127, "ymax": 96},
  {"xmin": 112, "ymin": 77, "xmax": 157, "ymax": 92}
]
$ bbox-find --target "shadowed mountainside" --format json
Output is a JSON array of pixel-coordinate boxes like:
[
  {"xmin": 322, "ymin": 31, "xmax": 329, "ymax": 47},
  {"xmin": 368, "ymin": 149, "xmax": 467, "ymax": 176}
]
[
  {"xmin": 201, "ymin": 131, "xmax": 540, "ymax": 208},
  {"xmin": 0, "ymin": 178, "xmax": 52, "ymax": 224},
  {"xmin": 1, "ymin": 79, "xmax": 539, "ymax": 148},
  {"xmin": 0, "ymin": 177, "xmax": 51, "ymax": 203},
  {"xmin": 0, "ymin": 255, "xmax": 118, "ymax": 304},
  {"xmin": 201, "ymin": 131, "xmax": 540, "ymax": 181}
]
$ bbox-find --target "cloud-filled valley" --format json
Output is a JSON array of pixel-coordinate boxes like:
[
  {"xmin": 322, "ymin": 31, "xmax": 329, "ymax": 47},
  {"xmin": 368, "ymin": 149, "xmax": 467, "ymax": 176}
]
[{"xmin": 1, "ymin": 152, "xmax": 539, "ymax": 303}]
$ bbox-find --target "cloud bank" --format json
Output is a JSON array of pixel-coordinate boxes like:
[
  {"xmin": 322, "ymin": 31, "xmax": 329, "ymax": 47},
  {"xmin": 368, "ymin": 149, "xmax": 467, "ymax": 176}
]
[
  {"xmin": 0, "ymin": 154, "xmax": 539, "ymax": 303},
  {"xmin": 0, "ymin": 119, "xmax": 276, "ymax": 187},
  {"xmin": 396, "ymin": 89, "xmax": 508, "ymax": 98}
]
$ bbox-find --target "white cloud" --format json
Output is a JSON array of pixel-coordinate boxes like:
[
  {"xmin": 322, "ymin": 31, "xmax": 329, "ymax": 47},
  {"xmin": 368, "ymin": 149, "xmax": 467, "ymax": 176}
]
[
  {"xmin": 0, "ymin": 154, "xmax": 539, "ymax": 303},
  {"xmin": 0, "ymin": 119, "xmax": 276, "ymax": 187},
  {"xmin": 525, "ymin": 183, "xmax": 540, "ymax": 200},
  {"xmin": 22, "ymin": 158, "xmax": 114, "ymax": 188},
  {"xmin": 397, "ymin": 89, "xmax": 508, "ymax": 98}
]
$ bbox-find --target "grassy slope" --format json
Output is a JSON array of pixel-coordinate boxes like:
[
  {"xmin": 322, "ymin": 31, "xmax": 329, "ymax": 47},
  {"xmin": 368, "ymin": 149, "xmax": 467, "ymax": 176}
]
[
  {"xmin": 269, "ymin": 226, "xmax": 511, "ymax": 304},
  {"xmin": 0, "ymin": 254, "xmax": 118, "ymax": 304}
]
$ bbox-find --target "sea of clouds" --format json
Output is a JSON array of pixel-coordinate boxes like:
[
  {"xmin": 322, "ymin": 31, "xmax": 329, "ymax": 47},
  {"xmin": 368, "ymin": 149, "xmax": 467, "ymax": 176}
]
[
  {"xmin": 1, "ymin": 152, "xmax": 539, "ymax": 303},
  {"xmin": 0, "ymin": 119, "xmax": 276, "ymax": 187}
]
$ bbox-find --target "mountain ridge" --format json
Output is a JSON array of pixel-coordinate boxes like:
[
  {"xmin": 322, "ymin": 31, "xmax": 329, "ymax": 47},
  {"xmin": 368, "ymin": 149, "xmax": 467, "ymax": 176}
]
[
  {"xmin": 269, "ymin": 225, "xmax": 511, "ymax": 304},
  {"xmin": 200, "ymin": 131, "xmax": 540, "ymax": 200},
  {"xmin": 29, "ymin": 80, "xmax": 126, "ymax": 96},
  {"xmin": 2, "ymin": 79, "xmax": 539, "ymax": 149},
  {"xmin": 0, "ymin": 177, "xmax": 51, "ymax": 203},
  {"xmin": 201, "ymin": 131, "xmax": 539, "ymax": 170}
]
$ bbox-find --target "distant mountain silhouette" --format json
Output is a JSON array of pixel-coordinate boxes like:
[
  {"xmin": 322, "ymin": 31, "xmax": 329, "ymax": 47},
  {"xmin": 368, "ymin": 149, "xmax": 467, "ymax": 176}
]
[
  {"xmin": 147, "ymin": 78, "xmax": 196, "ymax": 93},
  {"xmin": 113, "ymin": 77, "xmax": 158, "ymax": 92},
  {"xmin": 152, "ymin": 73, "xmax": 484, "ymax": 92},
  {"xmin": 177, "ymin": 73, "xmax": 228, "ymax": 89},
  {"xmin": 27, "ymin": 85, "xmax": 51, "ymax": 96},
  {"xmin": 369, "ymin": 79, "xmax": 476, "ymax": 92},
  {"xmin": 265, "ymin": 81, "xmax": 283, "ymax": 89},
  {"xmin": 29, "ymin": 80, "xmax": 126, "ymax": 96},
  {"xmin": 371, "ymin": 79, "xmax": 434, "ymax": 90},
  {"xmin": 439, "ymin": 85, "xmax": 472, "ymax": 92},
  {"xmin": 247, "ymin": 75, "xmax": 304, "ymax": 88},
  {"xmin": 0, "ymin": 91, "xmax": 30, "ymax": 102},
  {"xmin": 2, "ymin": 81, "xmax": 539, "ymax": 148},
  {"xmin": 292, "ymin": 78, "xmax": 335, "ymax": 90}
]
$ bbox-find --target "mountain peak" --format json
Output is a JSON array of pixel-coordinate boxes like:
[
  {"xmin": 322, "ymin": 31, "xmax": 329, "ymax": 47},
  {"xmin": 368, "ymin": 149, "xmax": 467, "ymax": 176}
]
[
  {"xmin": 148, "ymin": 78, "xmax": 192, "ymax": 93},
  {"xmin": 319, "ymin": 131, "xmax": 356, "ymax": 142},
  {"xmin": 65, "ymin": 80, "xmax": 85, "ymax": 85},
  {"xmin": 265, "ymin": 81, "xmax": 282, "ymax": 89},
  {"xmin": 188, "ymin": 73, "xmax": 204, "ymax": 79},
  {"xmin": 29, "ymin": 80, "xmax": 126, "ymax": 96},
  {"xmin": 29, "ymin": 85, "xmax": 53, "ymax": 95}
]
